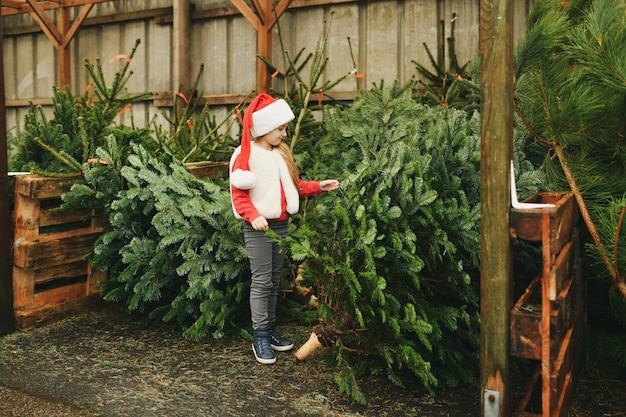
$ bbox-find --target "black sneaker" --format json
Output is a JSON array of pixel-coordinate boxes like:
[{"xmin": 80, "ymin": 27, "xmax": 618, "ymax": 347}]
[
  {"xmin": 252, "ymin": 328, "xmax": 276, "ymax": 364},
  {"xmin": 269, "ymin": 324, "xmax": 294, "ymax": 352}
]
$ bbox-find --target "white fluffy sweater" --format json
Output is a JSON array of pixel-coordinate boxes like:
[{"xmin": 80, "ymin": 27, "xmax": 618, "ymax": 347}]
[{"xmin": 229, "ymin": 144, "xmax": 300, "ymax": 220}]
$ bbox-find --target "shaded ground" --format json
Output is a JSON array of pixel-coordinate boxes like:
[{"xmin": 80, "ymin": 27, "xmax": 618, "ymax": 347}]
[{"xmin": 0, "ymin": 304, "xmax": 624, "ymax": 417}]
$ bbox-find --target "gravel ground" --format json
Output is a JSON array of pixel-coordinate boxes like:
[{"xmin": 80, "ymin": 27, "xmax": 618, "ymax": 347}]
[
  {"xmin": 0, "ymin": 386, "xmax": 95, "ymax": 417},
  {"xmin": 0, "ymin": 304, "xmax": 624, "ymax": 417}
]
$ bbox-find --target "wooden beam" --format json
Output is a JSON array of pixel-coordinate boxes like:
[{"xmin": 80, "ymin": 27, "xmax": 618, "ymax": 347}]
[
  {"xmin": 3, "ymin": 1, "xmax": 352, "ymax": 34},
  {"xmin": 230, "ymin": 0, "xmax": 292, "ymax": 93},
  {"xmin": 60, "ymin": 4, "xmax": 96, "ymax": 87},
  {"xmin": 4, "ymin": 0, "xmax": 339, "ymax": 96},
  {"xmin": 230, "ymin": 0, "xmax": 261, "ymax": 30},
  {"xmin": 173, "ymin": 0, "xmax": 192, "ymax": 98},
  {"xmin": 27, "ymin": 0, "xmax": 62, "ymax": 47},
  {"xmin": 259, "ymin": 0, "xmax": 292, "ymax": 29},
  {"xmin": 256, "ymin": 1, "xmax": 272, "ymax": 93},
  {"xmin": 1, "ymin": 0, "xmax": 352, "ymax": 17},
  {"xmin": 1, "ymin": 0, "xmax": 23, "ymax": 9},
  {"xmin": 152, "ymin": 90, "xmax": 358, "ymax": 107},
  {"xmin": 62, "ymin": 3, "xmax": 94, "ymax": 48},
  {"xmin": 1, "ymin": 0, "xmax": 112, "ymax": 17},
  {"xmin": 479, "ymin": 0, "xmax": 514, "ymax": 416},
  {"xmin": 154, "ymin": 0, "xmax": 356, "ymax": 24},
  {"xmin": 541, "ymin": 213, "xmax": 551, "ymax": 417},
  {"xmin": 57, "ymin": 6, "xmax": 71, "ymax": 88},
  {"xmin": 4, "ymin": 7, "xmax": 172, "ymax": 35},
  {"xmin": 12, "ymin": 1, "xmax": 95, "ymax": 89},
  {"xmin": 0, "ymin": 14, "xmax": 16, "ymax": 334},
  {"xmin": 251, "ymin": 0, "xmax": 266, "ymax": 25}
]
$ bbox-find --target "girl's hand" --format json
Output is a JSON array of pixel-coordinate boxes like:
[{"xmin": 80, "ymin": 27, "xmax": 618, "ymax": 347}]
[
  {"xmin": 320, "ymin": 180, "xmax": 339, "ymax": 192},
  {"xmin": 251, "ymin": 216, "xmax": 269, "ymax": 231}
]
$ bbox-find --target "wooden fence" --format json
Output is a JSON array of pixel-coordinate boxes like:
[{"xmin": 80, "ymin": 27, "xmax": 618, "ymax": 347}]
[{"xmin": 2, "ymin": 0, "xmax": 535, "ymax": 135}]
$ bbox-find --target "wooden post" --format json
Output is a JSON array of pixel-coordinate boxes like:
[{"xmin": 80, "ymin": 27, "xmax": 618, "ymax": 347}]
[
  {"xmin": 24, "ymin": 0, "xmax": 93, "ymax": 90},
  {"xmin": 57, "ymin": 6, "xmax": 72, "ymax": 88},
  {"xmin": 173, "ymin": 0, "xmax": 192, "ymax": 98},
  {"xmin": 256, "ymin": 2, "xmax": 272, "ymax": 93},
  {"xmin": 540, "ymin": 213, "xmax": 551, "ymax": 417},
  {"xmin": 0, "ymin": 15, "xmax": 15, "ymax": 335},
  {"xmin": 479, "ymin": 0, "xmax": 514, "ymax": 416},
  {"xmin": 231, "ymin": 0, "xmax": 292, "ymax": 93}
]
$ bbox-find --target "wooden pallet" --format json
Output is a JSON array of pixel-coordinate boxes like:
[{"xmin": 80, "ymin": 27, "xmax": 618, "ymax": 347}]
[
  {"xmin": 184, "ymin": 161, "xmax": 229, "ymax": 179},
  {"xmin": 510, "ymin": 192, "xmax": 585, "ymax": 417},
  {"xmin": 12, "ymin": 175, "xmax": 107, "ymax": 330}
]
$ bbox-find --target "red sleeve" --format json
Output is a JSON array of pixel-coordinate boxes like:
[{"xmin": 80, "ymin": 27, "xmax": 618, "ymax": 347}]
[
  {"xmin": 298, "ymin": 179, "xmax": 323, "ymax": 197},
  {"xmin": 231, "ymin": 185, "xmax": 261, "ymax": 223}
]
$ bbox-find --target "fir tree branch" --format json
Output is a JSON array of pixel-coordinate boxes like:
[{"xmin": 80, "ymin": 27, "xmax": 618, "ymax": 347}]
[
  {"xmin": 33, "ymin": 137, "xmax": 83, "ymax": 173},
  {"xmin": 513, "ymin": 99, "xmax": 554, "ymax": 147},
  {"xmin": 180, "ymin": 105, "xmax": 240, "ymax": 163}
]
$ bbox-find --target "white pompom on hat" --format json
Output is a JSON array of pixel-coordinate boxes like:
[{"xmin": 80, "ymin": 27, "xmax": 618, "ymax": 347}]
[{"xmin": 230, "ymin": 93, "xmax": 295, "ymax": 190}]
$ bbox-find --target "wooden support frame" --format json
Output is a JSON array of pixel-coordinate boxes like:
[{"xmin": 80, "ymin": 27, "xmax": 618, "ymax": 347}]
[
  {"xmin": 18, "ymin": 0, "xmax": 95, "ymax": 88},
  {"xmin": 1, "ymin": 1, "xmax": 112, "ymax": 87},
  {"xmin": 1, "ymin": 0, "xmax": 110, "ymax": 17},
  {"xmin": 0, "ymin": 15, "xmax": 15, "ymax": 335},
  {"xmin": 510, "ymin": 192, "xmax": 583, "ymax": 417},
  {"xmin": 230, "ymin": 0, "xmax": 292, "ymax": 93},
  {"xmin": 173, "ymin": 0, "xmax": 191, "ymax": 99},
  {"xmin": 1, "ymin": 0, "xmax": 295, "ymax": 96}
]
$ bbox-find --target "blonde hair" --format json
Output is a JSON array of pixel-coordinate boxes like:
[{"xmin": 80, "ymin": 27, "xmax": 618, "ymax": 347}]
[{"xmin": 276, "ymin": 143, "xmax": 300, "ymax": 192}]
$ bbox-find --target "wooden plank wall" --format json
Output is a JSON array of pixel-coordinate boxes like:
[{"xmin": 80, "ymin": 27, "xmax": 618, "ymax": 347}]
[{"xmin": 1, "ymin": 0, "xmax": 535, "ymax": 134}]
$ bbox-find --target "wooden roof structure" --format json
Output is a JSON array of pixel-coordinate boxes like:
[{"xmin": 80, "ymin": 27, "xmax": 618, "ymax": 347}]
[
  {"xmin": 0, "ymin": 2, "xmax": 518, "ymax": 415},
  {"xmin": 0, "ymin": 0, "xmax": 296, "ymax": 94},
  {"xmin": 1, "ymin": 0, "xmax": 105, "ymax": 17},
  {"xmin": 1, "ymin": 0, "xmax": 106, "ymax": 94}
]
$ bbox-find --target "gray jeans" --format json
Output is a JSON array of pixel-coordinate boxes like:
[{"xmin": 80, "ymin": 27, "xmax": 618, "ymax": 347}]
[{"xmin": 243, "ymin": 221, "xmax": 289, "ymax": 330}]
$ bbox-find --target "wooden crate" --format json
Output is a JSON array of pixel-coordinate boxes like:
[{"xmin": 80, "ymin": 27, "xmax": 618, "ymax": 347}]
[
  {"xmin": 516, "ymin": 310, "xmax": 585, "ymax": 417},
  {"xmin": 12, "ymin": 175, "xmax": 107, "ymax": 330},
  {"xmin": 510, "ymin": 260, "xmax": 582, "ymax": 360},
  {"xmin": 510, "ymin": 192, "xmax": 584, "ymax": 417},
  {"xmin": 184, "ymin": 161, "xmax": 229, "ymax": 179},
  {"xmin": 510, "ymin": 192, "xmax": 579, "ymax": 258}
]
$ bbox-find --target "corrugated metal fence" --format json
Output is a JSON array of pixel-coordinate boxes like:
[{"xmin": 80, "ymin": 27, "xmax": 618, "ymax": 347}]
[{"xmin": 2, "ymin": 0, "xmax": 535, "ymax": 134}]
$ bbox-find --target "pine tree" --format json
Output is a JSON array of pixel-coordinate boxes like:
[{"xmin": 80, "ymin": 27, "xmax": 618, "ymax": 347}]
[
  {"xmin": 154, "ymin": 65, "xmax": 244, "ymax": 164},
  {"xmin": 9, "ymin": 39, "xmax": 153, "ymax": 176},
  {"xmin": 412, "ymin": 12, "xmax": 480, "ymax": 113},
  {"xmin": 515, "ymin": 0, "xmax": 626, "ymax": 377}
]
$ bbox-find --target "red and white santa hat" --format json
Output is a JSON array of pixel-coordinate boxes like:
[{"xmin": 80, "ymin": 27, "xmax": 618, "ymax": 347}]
[{"xmin": 230, "ymin": 93, "xmax": 295, "ymax": 189}]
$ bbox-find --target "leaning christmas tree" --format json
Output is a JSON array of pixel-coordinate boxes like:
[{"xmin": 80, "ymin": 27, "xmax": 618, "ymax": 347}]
[{"xmin": 287, "ymin": 80, "xmax": 541, "ymax": 402}]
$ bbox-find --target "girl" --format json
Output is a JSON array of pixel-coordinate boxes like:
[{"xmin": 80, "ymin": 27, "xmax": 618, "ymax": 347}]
[{"xmin": 230, "ymin": 93, "xmax": 339, "ymax": 364}]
